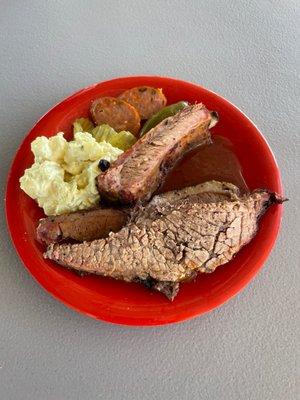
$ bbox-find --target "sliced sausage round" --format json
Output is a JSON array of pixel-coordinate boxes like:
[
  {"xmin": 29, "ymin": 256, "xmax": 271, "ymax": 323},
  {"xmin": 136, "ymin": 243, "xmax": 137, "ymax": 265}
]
[
  {"xmin": 90, "ymin": 97, "xmax": 141, "ymax": 136},
  {"xmin": 118, "ymin": 87, "xmax": 167, "ymax": 120}
]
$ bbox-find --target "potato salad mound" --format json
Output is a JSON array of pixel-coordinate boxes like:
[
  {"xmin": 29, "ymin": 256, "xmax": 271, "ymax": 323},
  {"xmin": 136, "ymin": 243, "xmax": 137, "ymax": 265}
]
[{"xmin": 20, "ymin": 131, "xmax": 123, "ymax": 215}]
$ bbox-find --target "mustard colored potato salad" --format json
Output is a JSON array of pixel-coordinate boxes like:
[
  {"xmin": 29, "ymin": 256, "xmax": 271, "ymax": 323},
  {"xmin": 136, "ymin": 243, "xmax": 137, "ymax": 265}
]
[{"xmin": 20, "ymin": 120, "xmax": 136, "ymax": 216}]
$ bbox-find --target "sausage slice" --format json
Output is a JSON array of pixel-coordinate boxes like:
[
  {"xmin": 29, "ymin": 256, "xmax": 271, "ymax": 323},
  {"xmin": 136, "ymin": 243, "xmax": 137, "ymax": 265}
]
[
  {"xmin": 90, "ymin": 97, "xmax": 141, "ymax": 136},
  {"xmin": 118, "ymin": 87, "xmax": 167, "ymax": 119},
  {"xmin": 37, "ymin": 208, "xmax": 128, "ymax": 245}
]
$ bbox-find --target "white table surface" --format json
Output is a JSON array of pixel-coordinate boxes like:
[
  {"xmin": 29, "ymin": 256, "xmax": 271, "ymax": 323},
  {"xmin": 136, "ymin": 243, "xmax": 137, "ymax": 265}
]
[{"xmin": 0, "ymin": 1, "xmax": 299, "ymax": 399}]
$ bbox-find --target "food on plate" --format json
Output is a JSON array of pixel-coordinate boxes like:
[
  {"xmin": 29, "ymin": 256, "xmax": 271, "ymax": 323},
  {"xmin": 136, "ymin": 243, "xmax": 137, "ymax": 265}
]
[
  {"xmin": 44, "ymin": 181, "xmax": 284, "ymax": 300},
  {"xmin": 18, "ymin": 82, "xmax": 284, "ymax": 303},
  {"xmin": 90, "ymin": 97, "xmax": 141, "ymax": 136},
  {"xmin": 118, "ymin": 86, "xmax": 167, "ymax": 119},
  {"xmin": 73, "ymin": 117, "xmax": 94, "ymax": 134},
  {"xmin": 19, "ymin": 131, "xmax": 123, "ymax": 215},
  {"xmin": 91, "ymin": 124, "xmax": 136, "ymax": 151},
  {"xmin": 37, "ymin": 207, "xmax": 128, "ymax": 245},
  {"xmin": 140, "ymin": 101, "xmax": 189, "ymax": 136},
  {"xmin": 162, "ymin": 135, "xmax": 249, "ymax": 193},
  {"xmin": 73, "ymin": 119, "xmax": 137, "ymax": 151},
  {"xmin": 98, "ymin": 159, "xmax": 110, "ymax": 172},
  {"xmin": 97, "ymin": 103, "xmax": 215, "ymax": 204},
  {"xmin": 89, "ymin": 86, "xmax": 167, "ymax": 136}
]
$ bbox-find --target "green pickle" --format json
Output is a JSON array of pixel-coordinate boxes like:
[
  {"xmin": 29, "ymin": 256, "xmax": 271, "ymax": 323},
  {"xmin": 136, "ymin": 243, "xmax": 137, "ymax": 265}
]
[
  {"xmin": 73, "ymin": 118, "xmax": 94, "ymax": 134},
  {"xmin": 92, "ymin": 124, "xmax": 136, "ymax": 151},
  {"xmin": 140, "ymin": 101, "xmax": 189, "ymax": 136},
  {"xmin": 72, "ymin": 118, "xmax": 136, "ymax": 151}
]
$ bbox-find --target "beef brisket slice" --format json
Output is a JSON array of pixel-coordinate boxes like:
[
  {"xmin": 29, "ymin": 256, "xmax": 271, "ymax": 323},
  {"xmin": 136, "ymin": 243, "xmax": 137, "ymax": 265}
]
[
  {"xmin": 96, "ymin": 103, "xmax": 214, "ymax": 204},
  {"xmin": 44, "ymin": 181, "xmax": 283, "ymax": 299}
]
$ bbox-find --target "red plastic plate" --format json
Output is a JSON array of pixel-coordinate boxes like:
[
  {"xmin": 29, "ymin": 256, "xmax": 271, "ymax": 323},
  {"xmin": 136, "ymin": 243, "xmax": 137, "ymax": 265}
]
[{"xmin": 5, "ymin": 76, "xmax": 283, "ymax": 326}]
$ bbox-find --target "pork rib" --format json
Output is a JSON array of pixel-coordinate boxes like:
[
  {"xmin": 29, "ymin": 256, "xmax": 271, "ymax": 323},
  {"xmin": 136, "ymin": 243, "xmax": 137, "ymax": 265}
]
[{"xmin": 96, "ymin": 103, "xmax": 215, "ymax": 204}]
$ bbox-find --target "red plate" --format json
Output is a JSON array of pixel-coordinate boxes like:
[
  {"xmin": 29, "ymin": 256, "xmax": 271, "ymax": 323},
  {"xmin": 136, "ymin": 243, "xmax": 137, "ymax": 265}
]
[{"xmin": 5, "ymin": 76, "xmax": 283, "ymax": 326}]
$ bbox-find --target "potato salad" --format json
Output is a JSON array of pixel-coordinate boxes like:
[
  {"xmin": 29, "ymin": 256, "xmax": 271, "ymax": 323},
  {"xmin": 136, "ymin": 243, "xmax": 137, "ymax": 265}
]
[{"xmin": 19, "ymin": 121, "xmax": 136, "ymax": 216}]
